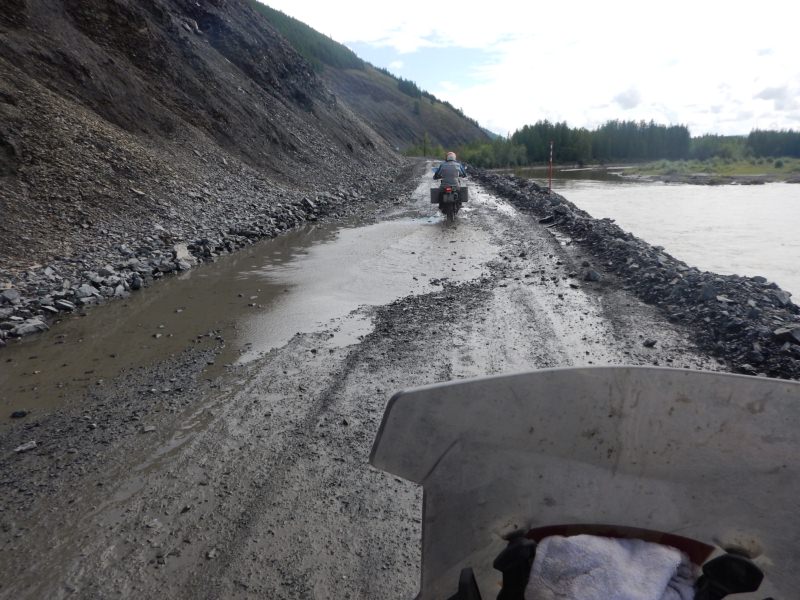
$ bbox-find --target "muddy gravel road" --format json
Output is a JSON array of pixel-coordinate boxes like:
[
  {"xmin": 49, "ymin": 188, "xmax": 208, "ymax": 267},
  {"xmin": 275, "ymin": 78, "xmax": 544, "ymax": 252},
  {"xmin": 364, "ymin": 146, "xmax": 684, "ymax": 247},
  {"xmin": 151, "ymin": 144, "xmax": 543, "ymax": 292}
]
[{"xmin": 0, "ymin": 166, "xmax": 720, "ymax": 599}]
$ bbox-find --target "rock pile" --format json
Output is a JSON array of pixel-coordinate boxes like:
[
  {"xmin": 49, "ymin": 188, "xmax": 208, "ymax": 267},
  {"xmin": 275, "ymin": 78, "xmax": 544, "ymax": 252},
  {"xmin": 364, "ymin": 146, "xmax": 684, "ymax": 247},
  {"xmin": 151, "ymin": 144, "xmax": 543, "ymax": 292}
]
[
  {"xmin": 0, "ymin": 170, "xmax": 415, "ymax": 347},
  {"xmin": 474, "ymin": 169, "xmax": 800, "ymax": 380}
]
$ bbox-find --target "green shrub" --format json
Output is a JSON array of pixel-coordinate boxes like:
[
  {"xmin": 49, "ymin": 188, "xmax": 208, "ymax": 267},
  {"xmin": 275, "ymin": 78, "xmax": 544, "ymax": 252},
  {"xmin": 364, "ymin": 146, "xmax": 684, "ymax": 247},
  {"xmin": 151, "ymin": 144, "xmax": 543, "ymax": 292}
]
[{"xmin": 774, "ymin": 159, "xmax": 784, "ymax": 168}]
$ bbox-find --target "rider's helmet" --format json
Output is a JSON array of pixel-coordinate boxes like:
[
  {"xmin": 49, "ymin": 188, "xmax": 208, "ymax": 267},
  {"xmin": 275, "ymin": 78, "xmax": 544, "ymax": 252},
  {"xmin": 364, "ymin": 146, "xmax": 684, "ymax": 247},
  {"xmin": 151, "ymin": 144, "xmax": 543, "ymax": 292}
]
[{"xmin": 445, "ymin": 151, "xmax": 457, "ymax": 162}]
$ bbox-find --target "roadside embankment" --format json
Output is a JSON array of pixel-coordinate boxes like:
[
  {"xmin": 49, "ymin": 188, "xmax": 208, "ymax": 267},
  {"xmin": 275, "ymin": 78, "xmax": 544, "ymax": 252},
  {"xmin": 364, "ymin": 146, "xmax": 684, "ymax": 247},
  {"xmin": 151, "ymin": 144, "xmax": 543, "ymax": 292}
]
[
  {"xmin": 1, "ymin": 0, "xmax": 424, "ymax": 350},
  {"xmin": 0, "ymin": 160, "xmax": 420, "ymax": 349},
  {"xmin": 620, "ymin": 172, "xmax": 800, "ymax": 186},
  {"xmin": 473, "ymin": 169, "xmax": 800, "ymax": 380}
]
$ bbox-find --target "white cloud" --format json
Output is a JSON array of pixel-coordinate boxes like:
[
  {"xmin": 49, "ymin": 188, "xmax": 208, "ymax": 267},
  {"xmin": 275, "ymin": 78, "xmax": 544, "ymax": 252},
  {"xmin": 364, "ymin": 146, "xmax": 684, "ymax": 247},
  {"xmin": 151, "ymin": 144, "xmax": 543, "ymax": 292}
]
[
  {"xmin": 388, "ymin": 60, "xmax": 404, "ymax": 70},
  {"xmin": 614, "ymin": 89, "xmax": 642, "ymax": 110},
  {"xmin": 755, "ymin": 86, "xmax": 799, "ymax": 111},
  {"xmin": 259, "ymin": 0, "xmax": 800, "ymax": 135}
]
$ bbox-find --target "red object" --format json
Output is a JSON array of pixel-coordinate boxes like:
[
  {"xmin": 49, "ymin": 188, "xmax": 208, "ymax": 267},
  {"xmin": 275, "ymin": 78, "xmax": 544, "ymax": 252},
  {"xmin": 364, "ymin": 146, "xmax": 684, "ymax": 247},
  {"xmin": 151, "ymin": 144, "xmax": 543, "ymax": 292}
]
[{"xmin": 445, "ymin": 186, "xmax": 452, "ymax": 192}]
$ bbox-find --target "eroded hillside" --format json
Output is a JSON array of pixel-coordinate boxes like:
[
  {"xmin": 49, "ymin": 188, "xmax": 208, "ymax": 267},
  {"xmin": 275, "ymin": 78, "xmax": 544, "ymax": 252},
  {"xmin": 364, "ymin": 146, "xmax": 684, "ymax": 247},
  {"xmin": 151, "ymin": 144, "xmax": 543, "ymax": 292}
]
[{"xmin": 0, "ymin": 0, "xmax": 394, "ymax": 267}]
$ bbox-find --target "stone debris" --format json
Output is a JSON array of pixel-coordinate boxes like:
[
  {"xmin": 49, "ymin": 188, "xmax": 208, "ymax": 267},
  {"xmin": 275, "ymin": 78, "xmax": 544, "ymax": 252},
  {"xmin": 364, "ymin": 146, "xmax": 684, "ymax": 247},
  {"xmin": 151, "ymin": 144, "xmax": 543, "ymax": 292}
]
[
  {"xmin": 474, "ymin": 169, "xmax": 800, "ymax": 380},
  {"xmin": 583, "ymin": 270, "xmax": 602, "ymax": 282},
  {"xmin": 774, "ymin": 326, "xmax": 800, "ymax": 345},
  {"xmin": 14, "ymin": 440, "xmax": 38, "ymax": 453},
  {"xmin": 0, "ymin": 167, "xmax": 417, "ymax": 346},
  {"xmin": 0, "ymin": 9, "xmax": 420, "ymax": 348}
]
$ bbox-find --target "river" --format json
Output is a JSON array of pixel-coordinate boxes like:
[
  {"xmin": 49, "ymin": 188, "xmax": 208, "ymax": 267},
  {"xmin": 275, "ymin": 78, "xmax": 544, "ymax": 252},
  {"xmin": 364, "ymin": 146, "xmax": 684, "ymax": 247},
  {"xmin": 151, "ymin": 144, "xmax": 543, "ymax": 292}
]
[{"xmin": 511, "ymin": 168, "xmax": 800, "ymax": 297}]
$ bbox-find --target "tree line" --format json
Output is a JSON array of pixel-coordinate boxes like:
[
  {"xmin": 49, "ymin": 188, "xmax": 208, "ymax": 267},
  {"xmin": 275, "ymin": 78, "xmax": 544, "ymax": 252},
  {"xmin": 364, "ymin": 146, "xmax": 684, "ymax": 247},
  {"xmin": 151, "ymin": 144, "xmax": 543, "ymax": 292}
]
[
  {"xmin": 452, "ymin": 120, "xmax": 800, "ymax": 168},
  {"xmin": 747, "ymin": 129, "xmax": 800, "ymax": 158}
]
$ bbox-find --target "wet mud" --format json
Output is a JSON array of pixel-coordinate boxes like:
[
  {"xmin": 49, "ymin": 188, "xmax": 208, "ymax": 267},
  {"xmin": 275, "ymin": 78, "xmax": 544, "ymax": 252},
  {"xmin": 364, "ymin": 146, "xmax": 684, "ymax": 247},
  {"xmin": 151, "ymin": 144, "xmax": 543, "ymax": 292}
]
[{"xmin": 1, "ymin": 166, "xmax": 720, "ymax": 599}]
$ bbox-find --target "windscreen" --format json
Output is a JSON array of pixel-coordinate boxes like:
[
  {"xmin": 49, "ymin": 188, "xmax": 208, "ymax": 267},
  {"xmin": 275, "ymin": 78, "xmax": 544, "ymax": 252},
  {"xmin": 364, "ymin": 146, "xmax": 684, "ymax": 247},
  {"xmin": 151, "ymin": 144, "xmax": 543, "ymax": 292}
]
[{"xmin": 370, "ymin": 367, "xmax": 800, "ymax": 599}]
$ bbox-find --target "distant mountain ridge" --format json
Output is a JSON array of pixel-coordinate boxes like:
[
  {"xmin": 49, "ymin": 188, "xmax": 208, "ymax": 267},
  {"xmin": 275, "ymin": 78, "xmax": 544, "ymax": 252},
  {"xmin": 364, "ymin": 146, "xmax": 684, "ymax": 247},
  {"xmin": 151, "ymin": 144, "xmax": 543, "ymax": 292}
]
[{"xmin": 250, "ymin": 1, "xmax": 489, "ymax": 150}]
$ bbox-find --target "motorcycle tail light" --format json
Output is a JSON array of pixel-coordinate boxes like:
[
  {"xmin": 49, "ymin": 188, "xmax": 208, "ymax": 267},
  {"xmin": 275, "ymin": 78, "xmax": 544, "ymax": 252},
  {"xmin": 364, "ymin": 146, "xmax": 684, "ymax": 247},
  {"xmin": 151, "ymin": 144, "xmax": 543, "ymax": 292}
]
[{"xmin": 445, "ymin": 187, "xmax": 452, "ymax": 192}]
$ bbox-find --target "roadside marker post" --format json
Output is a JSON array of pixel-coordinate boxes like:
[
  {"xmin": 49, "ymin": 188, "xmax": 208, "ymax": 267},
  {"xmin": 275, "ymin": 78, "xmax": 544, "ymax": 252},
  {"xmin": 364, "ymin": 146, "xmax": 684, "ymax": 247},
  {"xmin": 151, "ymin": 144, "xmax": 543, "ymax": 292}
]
[{"xmin": 548, "ymin": 140, "xmax": 554, "ymax": 193}]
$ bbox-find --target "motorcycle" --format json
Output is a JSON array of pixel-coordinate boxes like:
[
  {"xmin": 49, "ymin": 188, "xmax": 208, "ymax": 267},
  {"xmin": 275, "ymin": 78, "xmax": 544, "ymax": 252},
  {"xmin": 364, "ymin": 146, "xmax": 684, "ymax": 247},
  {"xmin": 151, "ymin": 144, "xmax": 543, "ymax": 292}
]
[
  {"xmin": 431, "ymin": 166, "xmax": 468, "ymax": 223},
  {"xmin": 370, "ymin": 366, "xmax": 800, "ymax": 599}
]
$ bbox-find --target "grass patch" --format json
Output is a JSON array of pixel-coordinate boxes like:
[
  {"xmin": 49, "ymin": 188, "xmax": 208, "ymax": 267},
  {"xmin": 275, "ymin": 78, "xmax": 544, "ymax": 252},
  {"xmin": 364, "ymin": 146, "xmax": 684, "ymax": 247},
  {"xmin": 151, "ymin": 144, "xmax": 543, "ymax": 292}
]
[{"xmin": 629, "ymin": 157, "xmax": 800, "ymax": 177}]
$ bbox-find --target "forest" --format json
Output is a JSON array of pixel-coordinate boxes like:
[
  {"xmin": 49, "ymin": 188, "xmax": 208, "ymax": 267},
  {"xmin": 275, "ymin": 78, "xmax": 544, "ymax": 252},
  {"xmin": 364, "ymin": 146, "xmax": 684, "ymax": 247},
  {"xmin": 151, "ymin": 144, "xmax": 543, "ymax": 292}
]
[{"xmin": 442, "ymin": 121, "xmax": 800, "ymax": 169}]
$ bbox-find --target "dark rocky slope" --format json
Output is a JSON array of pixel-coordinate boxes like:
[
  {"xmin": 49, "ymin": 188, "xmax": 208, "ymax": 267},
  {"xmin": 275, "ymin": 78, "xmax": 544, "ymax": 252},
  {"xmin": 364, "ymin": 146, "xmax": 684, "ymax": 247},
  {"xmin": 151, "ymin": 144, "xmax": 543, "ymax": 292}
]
[
  {"xmin": 249, "ymin": 2, "xmax": 490, "ymax": 151},
  {"xmin": 321, "ymin": 65, "xmax": 490, "ymax": 151},
  {"xmin": 473, "ymin": 170, "xmax": 800, "ymax": 380},
  {"xmin": 0, "ymin": 0, "xmax": 398, "ymax": 269},
  {"xmin": 0, "ymin": 0, "xmax": 432, "ymax": 345}
]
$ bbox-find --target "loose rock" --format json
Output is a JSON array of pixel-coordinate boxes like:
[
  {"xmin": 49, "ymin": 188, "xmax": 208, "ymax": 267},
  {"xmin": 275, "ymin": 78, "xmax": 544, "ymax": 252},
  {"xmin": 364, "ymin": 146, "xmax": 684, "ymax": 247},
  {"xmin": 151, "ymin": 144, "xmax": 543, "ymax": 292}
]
[
  {"xmin": 14, "ymin": 440, "xmax": 37, "ymax": 453},
  {"xmin": 584, "ymin": 270, "xmax": 602, "ymax": 282},
  {"xmin": 473, "ymin": 169, "xmax": 800, "ymax": 379}
]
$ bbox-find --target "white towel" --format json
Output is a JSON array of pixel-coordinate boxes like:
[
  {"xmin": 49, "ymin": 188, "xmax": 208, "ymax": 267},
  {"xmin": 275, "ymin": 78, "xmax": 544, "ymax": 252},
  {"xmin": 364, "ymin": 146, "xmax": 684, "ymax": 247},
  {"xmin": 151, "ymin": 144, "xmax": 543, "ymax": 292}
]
[{"xmin": 525, "ymin": 534, "xmax": 697, "ymax": 600}]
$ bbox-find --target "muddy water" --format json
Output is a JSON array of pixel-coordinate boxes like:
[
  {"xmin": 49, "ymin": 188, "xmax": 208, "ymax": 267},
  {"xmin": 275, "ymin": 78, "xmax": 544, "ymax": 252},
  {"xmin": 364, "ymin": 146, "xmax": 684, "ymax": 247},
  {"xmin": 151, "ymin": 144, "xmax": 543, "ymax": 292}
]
[
  {"xmin": 237, "ymin": 208, "xmax": 493, "ymax": 362},
  {"xmin": 511, "ymin": 167, "xmax": 800, "ymax": 296},
  {"xmin": 1, "ymin": 182, "xmax": 496, "ymax": 416},
  {"xmin": 562, "ymin": 180, "xmax": 800, "ymax": 296}
]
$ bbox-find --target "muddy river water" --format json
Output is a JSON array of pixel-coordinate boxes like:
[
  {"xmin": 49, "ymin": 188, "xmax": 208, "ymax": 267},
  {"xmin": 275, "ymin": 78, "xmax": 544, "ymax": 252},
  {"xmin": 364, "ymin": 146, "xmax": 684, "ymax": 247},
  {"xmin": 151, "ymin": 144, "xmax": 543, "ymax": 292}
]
[{"xmin": 519, "ymin": 169, "xmax": 800, "ymax": 296}]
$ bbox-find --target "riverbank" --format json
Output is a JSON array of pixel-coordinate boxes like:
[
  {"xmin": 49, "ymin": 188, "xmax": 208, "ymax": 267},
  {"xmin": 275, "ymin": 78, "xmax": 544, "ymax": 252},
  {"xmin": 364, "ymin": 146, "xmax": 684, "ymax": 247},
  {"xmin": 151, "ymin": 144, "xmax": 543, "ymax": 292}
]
[
  {"xmin": 619, "ymin": 157, "xmax": 800, "ymax": 185},
  {"xmin": 473, "ymin": 169, "xmax": 800, "ymax": 380},
  {"xmin": 499, "ymin": 159, "xmax": 800, "ymax": 186},
  {"xmin": 619, "ymin": 172, "xmax": 800, "ymax": 185}
]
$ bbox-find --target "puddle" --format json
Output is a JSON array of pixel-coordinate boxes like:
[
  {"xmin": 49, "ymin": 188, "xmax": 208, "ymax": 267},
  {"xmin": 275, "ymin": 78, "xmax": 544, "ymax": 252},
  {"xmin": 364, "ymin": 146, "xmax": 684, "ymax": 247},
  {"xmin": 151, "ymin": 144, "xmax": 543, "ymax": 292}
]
[
  {"xmin": 469, "ymin": 186, "xmax": 519, "ymax": 217},
  {"xmin": 235, "ymin": 214, "xmax": 492, "ymax": 362},
  {"xmin": 1, "ymin": 181, "xmax": 498, "ymax": 416}
]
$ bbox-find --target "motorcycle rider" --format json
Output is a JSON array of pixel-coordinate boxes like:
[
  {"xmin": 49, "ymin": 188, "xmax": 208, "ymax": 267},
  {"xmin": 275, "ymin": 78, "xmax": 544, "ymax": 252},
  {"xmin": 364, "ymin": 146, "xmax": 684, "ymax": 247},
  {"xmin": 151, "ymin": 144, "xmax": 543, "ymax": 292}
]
[{"xmin": 433, "ymin": 151, "xmax": 467, "ymax": 185}]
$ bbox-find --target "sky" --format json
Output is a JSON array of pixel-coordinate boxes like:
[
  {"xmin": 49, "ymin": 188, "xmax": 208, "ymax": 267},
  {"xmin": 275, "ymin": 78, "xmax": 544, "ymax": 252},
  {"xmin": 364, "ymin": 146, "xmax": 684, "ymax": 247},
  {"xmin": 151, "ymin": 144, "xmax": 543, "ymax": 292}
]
[{"xmin": 259, "ymin": 1, "xmax": 800, "ymax": 137}]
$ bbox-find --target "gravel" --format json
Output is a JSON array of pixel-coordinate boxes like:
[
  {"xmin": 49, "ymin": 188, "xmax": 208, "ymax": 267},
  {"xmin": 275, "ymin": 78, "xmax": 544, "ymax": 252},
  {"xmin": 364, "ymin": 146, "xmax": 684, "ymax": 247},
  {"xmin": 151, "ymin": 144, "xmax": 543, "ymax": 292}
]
[
  {"xmin": 473, "ymin": 169, "xmax": 800, "ymax": 380},
  {"xmin": 0, "ymin": 162, "xmax": 420, "ymax": 346}
]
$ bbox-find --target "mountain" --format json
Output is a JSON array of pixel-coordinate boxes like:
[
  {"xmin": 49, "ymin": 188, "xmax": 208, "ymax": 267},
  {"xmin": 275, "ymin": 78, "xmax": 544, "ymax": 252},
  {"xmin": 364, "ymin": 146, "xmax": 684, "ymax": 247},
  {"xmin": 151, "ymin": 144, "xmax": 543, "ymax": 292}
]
[
  {"xmin": 0, "ymin": 0, "xmax": 488, "ymax": 271},
  {"xmin": 321, "ymin": 65, "xmax": 490, "ymax": 151},
  {"xmin": 0, "ymin": 0, "xmax": 399, "ymax": 267},
  {"xmin": 250, "ymin": 2, "xmax": 490, "ymax": 150},
  {"xmin": 1, "ymin": 0, "xmax": 393, "ymax": 178}
]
